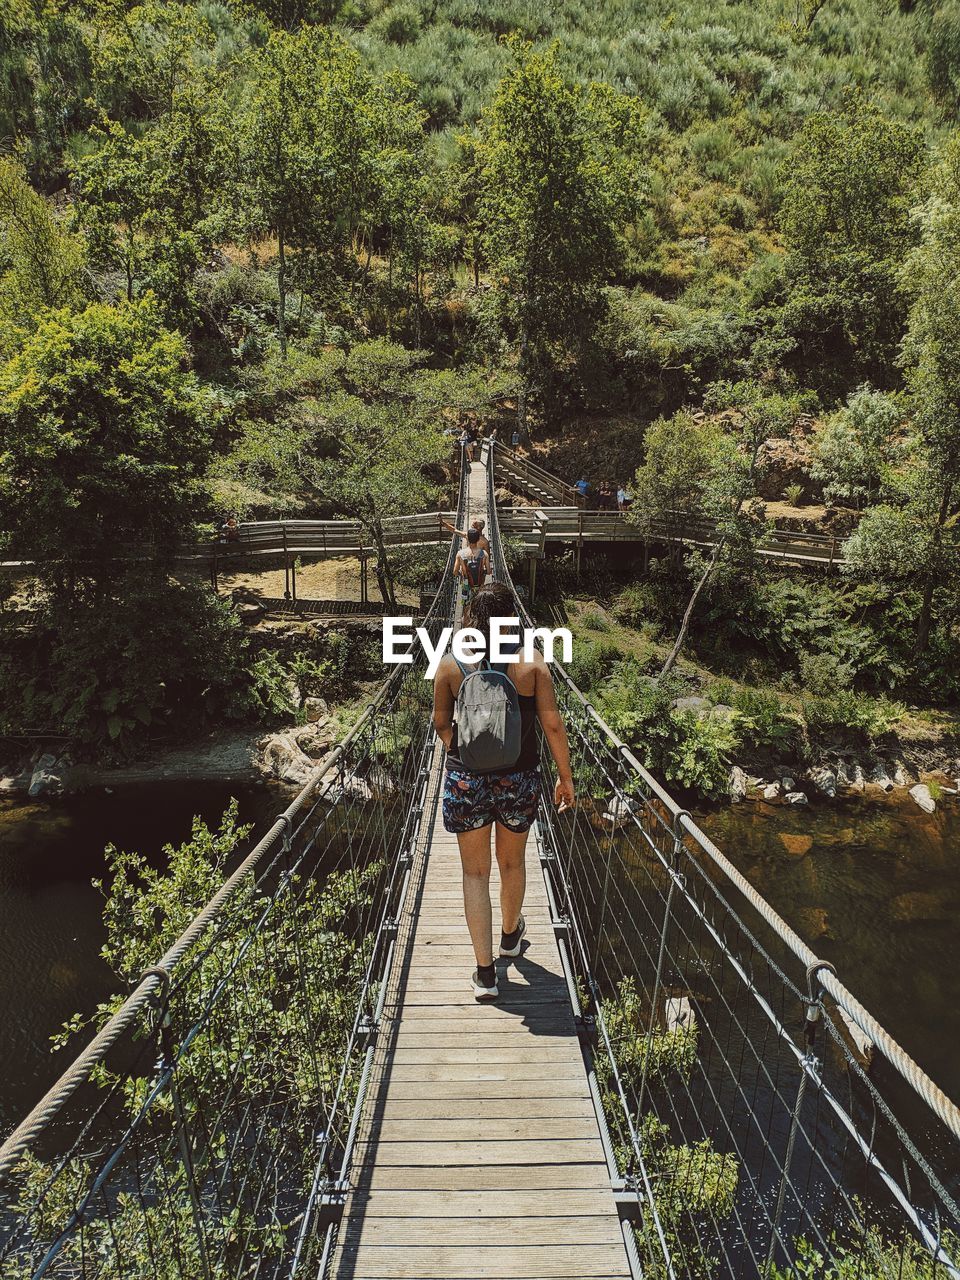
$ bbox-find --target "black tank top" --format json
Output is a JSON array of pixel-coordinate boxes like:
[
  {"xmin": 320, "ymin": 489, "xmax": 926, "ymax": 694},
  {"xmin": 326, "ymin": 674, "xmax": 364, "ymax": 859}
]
[{"xmin": 445, "ymin": 661, "xmax": 539, "ymax": 775}]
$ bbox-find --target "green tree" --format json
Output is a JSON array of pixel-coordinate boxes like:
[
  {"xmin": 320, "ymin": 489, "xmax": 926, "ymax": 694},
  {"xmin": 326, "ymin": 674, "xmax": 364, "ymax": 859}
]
[
  {"xmin": 240, "ymin": 27, "xmax": 426, "ymax": 354},
  {"xmin": 778, "ymin": 94, "xmax": 924, "ymax": 388},
  {"xmin": 0, "ymin": 157, "xmax": 85, "ymax": 343},
  {"xmin": 630, "ymin": 408, "xmax": 767, "ymax": 677},
  {"xmin": 0, "ymin": 298, "xmax": 215, "ymax": 592},
  {"xmin": 877, "ymin": 134, "xmax": 960, "ymax": 652},
  {"xmin": 72, "ymin": 87, "xmax": 233, "ymax": 320},
  {"xmin": 472, "ymin": 38, "xmax": 642, "ymax": 432},
  {"xmin": 810, "ymin": 385, "xmax": 903, "ymax": 508}
]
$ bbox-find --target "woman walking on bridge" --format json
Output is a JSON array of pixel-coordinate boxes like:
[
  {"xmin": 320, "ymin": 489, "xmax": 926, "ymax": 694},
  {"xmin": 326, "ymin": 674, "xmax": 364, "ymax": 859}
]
[{"xmin": 432, "ymin": 581, "xmax": 576, "ymax": 999}]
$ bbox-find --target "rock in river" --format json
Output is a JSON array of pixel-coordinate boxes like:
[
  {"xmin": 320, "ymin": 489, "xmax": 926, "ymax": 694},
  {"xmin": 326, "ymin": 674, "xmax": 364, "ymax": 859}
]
[{"xmin": 909, "ymin": 783, "xmax": 936, "ymax": 814}]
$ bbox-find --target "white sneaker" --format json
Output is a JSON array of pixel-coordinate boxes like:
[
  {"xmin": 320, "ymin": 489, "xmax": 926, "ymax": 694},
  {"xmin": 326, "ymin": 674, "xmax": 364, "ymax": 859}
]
[
  {"xmin": 499, "ymin": 914, "xmax": 526, "ymax": 958},
  {"xmin": 471, "ymin": 968, "xmax": 499, "ymax": 1000}
]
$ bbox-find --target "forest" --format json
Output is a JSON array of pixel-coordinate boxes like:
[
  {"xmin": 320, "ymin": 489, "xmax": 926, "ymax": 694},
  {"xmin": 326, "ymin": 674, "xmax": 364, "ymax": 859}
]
[{"xmin": 1, "ymin": 0, "xmax": 959, "ymax": 786}]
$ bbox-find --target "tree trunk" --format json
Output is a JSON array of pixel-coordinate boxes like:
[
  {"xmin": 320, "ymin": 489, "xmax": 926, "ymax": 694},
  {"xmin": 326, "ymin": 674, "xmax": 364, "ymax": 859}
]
[
  {"xmin": 659, "ymin": 538, "xmax": 725, "ymax": 681},
  {"xmin": 370, "ymin": 519, "xmax": 396, "ymax": 607},
  {"xmin": 917, "ymin": 477, "xmax": 955, "ymax": 653},
  {"xmin": 517, "ymin": 322, "xmax": 529, "ymax": 439},
  {"xmin": 277, "ymin": 231, "xmax": 287, "ymax": 357}
]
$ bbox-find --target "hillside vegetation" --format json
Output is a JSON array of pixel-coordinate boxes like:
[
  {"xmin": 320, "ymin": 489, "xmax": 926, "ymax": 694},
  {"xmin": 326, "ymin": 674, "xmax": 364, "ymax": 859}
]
[{"xmin": 1, "ymin": 0, "xmax": 959, "ymax": 759}]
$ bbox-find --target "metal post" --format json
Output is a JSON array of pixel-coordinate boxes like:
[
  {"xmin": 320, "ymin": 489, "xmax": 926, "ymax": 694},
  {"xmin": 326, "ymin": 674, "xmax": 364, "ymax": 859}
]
[
  {"xmin": 576, "ymin": 512, "xmax": 583, "ymax": 577},
  {"xmin": 283, "ymin": 526, "xmax": 290, "ymax": 601},
  {"xmin": 528, "ymin": 555, "xmax": 537, "ymax": 602},
  {"xmin": 291, "ymin": 556, "xmax": 297, "ymax": 603}
]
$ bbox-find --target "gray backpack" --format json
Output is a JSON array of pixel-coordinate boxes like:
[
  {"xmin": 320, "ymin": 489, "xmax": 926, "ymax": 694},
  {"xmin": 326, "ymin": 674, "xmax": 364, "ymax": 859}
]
[{"xmin": 453, "ymin": 656, "xmax": 522, "ymax": 773}]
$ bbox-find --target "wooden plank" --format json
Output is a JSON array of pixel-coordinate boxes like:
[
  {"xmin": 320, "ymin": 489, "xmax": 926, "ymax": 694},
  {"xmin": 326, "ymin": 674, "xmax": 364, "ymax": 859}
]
[
  {"xmin": 342, "ymin": 1215, "xmax": 624, "ymax": 1245},
  {"xmin": 352, "ymin": 1140, "xmax": 604, "ymax": 1167},
  {"xmin": 373, "ymin": 1118, "xmax": 602, "ymax": 1142},
  {"xmin": 375, "ymin": 1097, "xmax": 596, "ymax": 1120},
  {"xmin": 346, "ymin": 1188, "xmax": 618, "ymax": 1217},
  {"xmin": 390, "ymin": 1047, "xmax": 582, "ymax": 1065},
  {"xmin": 336, "ymin": 1242, "xmax": 630, "ymax": 1277},
  {"xmin": 380, "ymin": 1077, "xmax": 591, "ymax": 1099},
  {"xmin": 360, "ymin": 1162, "xmax": 612, "ymax": 1191},
  {"xmin": 393, "ymin": 1005, "xmax": 572, "ymax": 1024}
]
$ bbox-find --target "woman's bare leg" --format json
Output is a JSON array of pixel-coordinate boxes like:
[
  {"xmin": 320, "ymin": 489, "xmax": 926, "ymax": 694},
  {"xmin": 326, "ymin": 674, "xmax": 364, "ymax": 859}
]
[
  {"xmin": 457, "ymin": 825, "xmax": 494, "ymax": 966},
  {"xmin": 495, "ymin": 823, "xmax": 528, "ymax": 936}
]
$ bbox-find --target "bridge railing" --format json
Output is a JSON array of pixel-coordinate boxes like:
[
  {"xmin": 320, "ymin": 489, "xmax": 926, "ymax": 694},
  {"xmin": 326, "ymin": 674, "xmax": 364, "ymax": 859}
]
[
  {"xmin": 485, "ymin": 441, "xmax": 960, "ymax": 1280},
  {"xmin": 0, "ymin": 456, "xmax": 468, "ymax": 1280}
]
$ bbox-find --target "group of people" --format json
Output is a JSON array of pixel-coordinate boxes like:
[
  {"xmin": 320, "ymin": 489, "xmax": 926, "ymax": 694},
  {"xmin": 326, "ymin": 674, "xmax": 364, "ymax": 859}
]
[
  {"xmin": 575, "ymin": 477, "xmax": 633, "ymax": 512},
  {"xmin": 453, "ymin": 422, "xmax": 524, "ymax": 463}
]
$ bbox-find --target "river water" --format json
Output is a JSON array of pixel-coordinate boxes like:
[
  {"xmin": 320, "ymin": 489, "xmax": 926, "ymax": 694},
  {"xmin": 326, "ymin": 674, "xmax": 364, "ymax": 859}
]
[
  {"xmin": 695, "ymin": 790, "xmax": 960, "ymax": 1108},
  {"xmin": 0, "ymin": 783, "xmax": 282, "ymax": 1135},
  {"xmin": 0, "ymin": 783, "xmax": 958, "ymax": 1137}
]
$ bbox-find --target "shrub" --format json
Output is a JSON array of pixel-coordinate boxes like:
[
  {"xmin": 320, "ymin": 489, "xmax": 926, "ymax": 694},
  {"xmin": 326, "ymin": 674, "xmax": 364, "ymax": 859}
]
[
  {"xmin": 799, "ymin": 651, "xmax": 854, "ymax": 696},
  {"xmin": 784, "ymin": 481, "xmax": 803, "ymax": 506},
  {"xmin": 732, "ymin": 687, "xmax": 800, "ymax": 752},
  {"xmin": 802, "ymin": 690, "xmax": 905, "ymax": 742}
]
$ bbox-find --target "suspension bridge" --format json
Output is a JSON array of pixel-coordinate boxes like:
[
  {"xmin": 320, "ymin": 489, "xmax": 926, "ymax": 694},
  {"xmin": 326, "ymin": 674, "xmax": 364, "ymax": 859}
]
[{"xmin": 1, "ymin": 442, "xmax": 958, "ymax": 1280}]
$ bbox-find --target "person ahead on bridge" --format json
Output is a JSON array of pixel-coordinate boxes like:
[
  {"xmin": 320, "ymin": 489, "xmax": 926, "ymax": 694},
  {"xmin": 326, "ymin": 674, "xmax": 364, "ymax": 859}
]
[
  {"xmin": 442, "ymin": 516, "xmax": 490, "ymax": 556},
  {"xmin": 455, "ymin": 526, "xmax": 489, "ymax": 599},
  {"xmin": 432, "ymin": 581, "xmax": 576, "ymax": 1001}
]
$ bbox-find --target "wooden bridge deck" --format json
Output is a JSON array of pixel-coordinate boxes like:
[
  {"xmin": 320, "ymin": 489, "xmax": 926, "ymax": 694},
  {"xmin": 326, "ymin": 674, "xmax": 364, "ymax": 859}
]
[{"xmin": 331, "ymin": 454, "xmax": 631, "ymax": 1279}]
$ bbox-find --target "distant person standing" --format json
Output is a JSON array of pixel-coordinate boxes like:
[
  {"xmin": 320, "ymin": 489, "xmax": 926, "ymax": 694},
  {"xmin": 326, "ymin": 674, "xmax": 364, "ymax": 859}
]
[
  {"xmin": 455, "ymin": 527, "xmax": 489, "ymax": 599},
  {"xmin": 575, "ymin": 477, "xmax": 590, "ymax": 504},
  {"xmin": 617, "ymin": 485, "xmax": 633, "ymax": 513},
  {"xmin": 511, "ymin": 427, "xmax": 521, "ymax": 449}
]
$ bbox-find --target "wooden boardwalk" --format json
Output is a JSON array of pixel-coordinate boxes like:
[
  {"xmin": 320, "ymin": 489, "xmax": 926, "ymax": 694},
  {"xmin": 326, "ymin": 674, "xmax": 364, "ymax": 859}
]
[{"xmin": 332, "ymin": 455, "xmax": 632, "ymax": 1279}]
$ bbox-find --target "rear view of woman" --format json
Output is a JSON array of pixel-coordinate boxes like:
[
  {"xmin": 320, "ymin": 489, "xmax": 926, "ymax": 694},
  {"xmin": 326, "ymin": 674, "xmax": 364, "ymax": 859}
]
[{"xmin": 432, "ymin": 581, "xmax": 576, "ymax": 999}]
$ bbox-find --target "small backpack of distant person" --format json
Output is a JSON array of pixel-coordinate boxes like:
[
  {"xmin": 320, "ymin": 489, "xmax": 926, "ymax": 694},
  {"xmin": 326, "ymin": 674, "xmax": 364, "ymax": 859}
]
[{"xmin": 453, "ymin": 657, "xmax": 522, "ymax": 773}]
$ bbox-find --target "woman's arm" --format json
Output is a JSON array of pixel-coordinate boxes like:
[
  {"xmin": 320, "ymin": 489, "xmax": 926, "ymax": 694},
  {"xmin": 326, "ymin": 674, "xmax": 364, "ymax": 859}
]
[
  {"xmin": 533, "ymin": 658, "xmax": 575, "ymax": 810},
  {"xmin": 432, "ymin": 657, "xmax": 456, "ymax": 750}
]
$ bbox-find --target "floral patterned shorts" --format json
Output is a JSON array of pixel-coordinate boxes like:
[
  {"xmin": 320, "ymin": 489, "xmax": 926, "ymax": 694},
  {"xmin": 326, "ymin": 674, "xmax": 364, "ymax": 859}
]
[{"xmin": 442, "ymin": 767, "xmax": 541, "ymax": 834}]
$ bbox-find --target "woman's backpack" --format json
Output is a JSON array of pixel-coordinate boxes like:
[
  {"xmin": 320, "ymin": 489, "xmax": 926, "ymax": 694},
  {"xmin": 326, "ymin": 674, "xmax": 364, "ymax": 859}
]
[
  {"xmin": 463, "ymin": 552, "xmax": 484, "ymax": 590},
  {"xmin": 453, "ymin": 658, "xmax": 522, "ymax": 773}
]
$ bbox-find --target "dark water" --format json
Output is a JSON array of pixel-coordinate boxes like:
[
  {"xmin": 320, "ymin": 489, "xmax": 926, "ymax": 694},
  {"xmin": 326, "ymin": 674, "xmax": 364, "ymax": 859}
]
[
  {"xmin": 0, "ymin": 782, "xmax": 283, "ymax": 1135},
  {"xmin": 695, "ymin": 791, "xmax": 960, "ymax": 1107}
]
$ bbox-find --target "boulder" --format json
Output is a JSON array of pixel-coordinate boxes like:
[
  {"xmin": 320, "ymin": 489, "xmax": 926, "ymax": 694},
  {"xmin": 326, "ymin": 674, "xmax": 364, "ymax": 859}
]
[
  {"xmin": 709, "ymin": 703, "xmax": 735, "ymax": 722},
  {"xmin": 781, "ymin": 776, "xmax": 795, "ymax": 791},
  {"xmin": 779, "ymin": 833, "xmax": 813, "ymax": 857},
  {"xmin": 794, "ymin": 906, "xmax": 829, "ymax": 940},
  {"xmin": 258, "ymin": 732, "xmax": 316, "ymax": 787},
  {"xmin": 602, "ymin": 794, "xmax": 636, "ymax": 827},
  {"xmin": 728, "ymin": 766, "xmax": 749, "ymax": 803},
  {"xmin": 290, "ymin": 721, "xmax": 336, "ymax": 758},
  {"xmin": 28, "ymin": 753, "xmax": 67, "ymax": 798},
  {"xmin": 848, "ymin": 763, "xmax": 866, "ymax": 793},
  {"xmin": 784, "ymin": 790, "xmax": 809, "ymax": 806},
  {"xmin": 868, "ymin": 762, "xmax": 894, "ymax": 792},
  {"xmin": 236, "ymin": 601, "xmax": 266, "ymax": 625},
  {"xmin": 908, "ymin": 783, "xmax": 936, "ymax": 815},
  {"xmin": 892, "ymin": 760, "xmax": 910, "ymax": 787},
  {"xmin": 303, "ymin": 696, "xmax": 329, "ymax": 723},
  {"xmin": 665, "ymin": 996, "xmax": 696, "ymax": 1035},
  {"xmin": 671, "ymin": 695, "xmax": 709, "ymax": 716},
  {"xmin": 762, "ymin": 782, "xmax": 781, "ymax": 802},
  {"xmin": 809, "ymin": 766, "xmax": 837, "ymax": 798}
]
